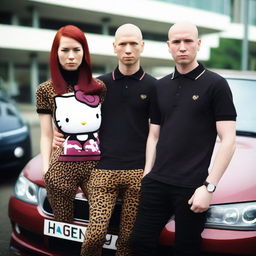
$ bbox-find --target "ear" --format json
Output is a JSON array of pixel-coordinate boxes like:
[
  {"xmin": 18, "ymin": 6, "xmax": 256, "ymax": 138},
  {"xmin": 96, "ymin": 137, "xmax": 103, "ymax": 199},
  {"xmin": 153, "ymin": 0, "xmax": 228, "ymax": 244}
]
[
  {"xmin": 54, "ymin": 94, "xmax": 72, "ymax": 106},
  {"xmin": 140, "ymin": 41, "xmax": 145, "ymax": 53},
  {"xmin": 197, "ymin": 39, "xmax": 201, "ymax": 51},
  {"xmin": 166, "ymin": 40, "xmax": 171, "ymax": 53},
  {"xmin": 113, "ymin": 42, "xmax": 117, "ymax": 53},
  {"xmin": 54, "ymin": 96, "xmax": 62, "ymax": 105}
]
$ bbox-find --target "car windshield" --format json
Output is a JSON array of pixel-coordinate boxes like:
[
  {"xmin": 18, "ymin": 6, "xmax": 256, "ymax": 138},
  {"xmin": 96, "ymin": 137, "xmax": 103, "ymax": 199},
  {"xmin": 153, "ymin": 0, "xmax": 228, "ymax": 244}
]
[
  {"xmin": 227, "ymin": 78, "xmax": 256, "ymax": 134},
  {"xmin": 0, "ymin": 97, "xmax": 24, "ymax": 133}
]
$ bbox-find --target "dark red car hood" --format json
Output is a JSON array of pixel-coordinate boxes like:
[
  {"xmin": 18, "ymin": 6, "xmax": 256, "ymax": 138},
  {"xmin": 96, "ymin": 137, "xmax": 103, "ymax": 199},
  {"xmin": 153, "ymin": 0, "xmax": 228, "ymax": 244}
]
[
  {"xmin": 23, "ymin": 154, "xmax": 45, "ymax": 187},
  {"xmin": 23, "ymin": 135, "xmax": 256, "ymax": 204},
  {"xmin": 211, "ymin": 135, "xmax": 256, "ymax": 204}
]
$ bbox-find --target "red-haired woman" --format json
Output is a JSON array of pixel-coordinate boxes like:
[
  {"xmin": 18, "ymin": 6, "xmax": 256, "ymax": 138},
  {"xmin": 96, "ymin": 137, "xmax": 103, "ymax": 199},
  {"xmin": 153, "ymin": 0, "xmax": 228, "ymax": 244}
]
[{"xmin": 36, "ymin": 25, "xmax": 105, "ymax": 223}]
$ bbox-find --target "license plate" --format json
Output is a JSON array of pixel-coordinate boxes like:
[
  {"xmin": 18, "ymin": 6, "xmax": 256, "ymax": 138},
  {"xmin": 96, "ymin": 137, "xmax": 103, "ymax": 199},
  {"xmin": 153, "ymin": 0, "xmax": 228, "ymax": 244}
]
[{"xmin": 44, "ymin": 219, "xmax": 117, "ymax": 250}]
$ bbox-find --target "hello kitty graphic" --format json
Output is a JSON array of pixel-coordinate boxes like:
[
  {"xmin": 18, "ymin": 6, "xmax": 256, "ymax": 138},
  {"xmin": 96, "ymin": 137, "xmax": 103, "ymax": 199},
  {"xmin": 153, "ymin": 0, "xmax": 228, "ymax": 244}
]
[{"xmin": 54, "ymin": 86, "xmax": 101, "ymax": 161}]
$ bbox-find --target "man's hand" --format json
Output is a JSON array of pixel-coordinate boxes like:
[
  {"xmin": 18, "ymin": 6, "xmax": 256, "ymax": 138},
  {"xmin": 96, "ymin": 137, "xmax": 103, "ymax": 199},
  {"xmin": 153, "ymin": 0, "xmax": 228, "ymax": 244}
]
[
  {"xmin": 188, "ymin": 186, "xmax": 213, "ymax": 213},
  {"xmin": 52, "ymin": 130, "xmax": 65, "ymax": 148}
]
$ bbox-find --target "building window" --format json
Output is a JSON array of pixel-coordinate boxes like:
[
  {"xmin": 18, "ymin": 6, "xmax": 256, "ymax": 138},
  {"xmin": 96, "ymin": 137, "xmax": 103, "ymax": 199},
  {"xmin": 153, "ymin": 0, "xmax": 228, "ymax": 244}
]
[{"xmin": 0, "ymin": 11, "xmax": 12, "ymax": 24}]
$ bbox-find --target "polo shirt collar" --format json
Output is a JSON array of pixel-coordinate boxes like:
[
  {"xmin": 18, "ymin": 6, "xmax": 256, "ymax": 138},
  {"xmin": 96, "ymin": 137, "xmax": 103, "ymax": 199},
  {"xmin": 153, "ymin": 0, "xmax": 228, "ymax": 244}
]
[
  {"xmin": 171, "ymin": 62, "xmax": 206, "ymax": 80},
  {"xmin": 112, "ymin": 66, "xmax": 146, "ymax": 80}
]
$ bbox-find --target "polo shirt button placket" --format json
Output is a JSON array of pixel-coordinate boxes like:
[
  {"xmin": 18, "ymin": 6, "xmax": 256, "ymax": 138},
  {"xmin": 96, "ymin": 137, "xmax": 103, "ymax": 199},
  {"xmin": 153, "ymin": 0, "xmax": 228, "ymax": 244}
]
[
  {"xmin": 173, "ymin": 82, "xmax": 182, "ymax": 107},
  {"xmin": 122, "ymin": 80, "xmax": 129, "ymax": 98}
]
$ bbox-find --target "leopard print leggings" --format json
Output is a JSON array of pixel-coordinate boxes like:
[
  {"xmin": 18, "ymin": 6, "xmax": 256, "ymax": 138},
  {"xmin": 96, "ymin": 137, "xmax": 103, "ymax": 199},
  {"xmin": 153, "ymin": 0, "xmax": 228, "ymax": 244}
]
[
  {"xmin": 44, "ymin": 148, "xmax": 97, "ymax": 223},
  {"xmin": 80, "ymin": 168, "xmax": 144, "ymax": 256}
]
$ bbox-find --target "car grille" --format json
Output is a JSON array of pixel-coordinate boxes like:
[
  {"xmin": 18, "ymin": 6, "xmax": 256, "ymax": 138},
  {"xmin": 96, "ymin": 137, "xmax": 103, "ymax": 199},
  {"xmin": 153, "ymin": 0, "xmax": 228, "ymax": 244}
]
[
  {"xmin": 38, "ymin": 187, "xmax": 121, "ymax": 231},
  {"xmin": 47, "ymin": 237, "xmax": 115, "ymax": 255},
  {"xmin": 15, "ymin": 226, "xmax": 115, "ymax": 256},
  {"xmin": 19, "ymin": 226, "xmax": 44, "ymax": 244}
]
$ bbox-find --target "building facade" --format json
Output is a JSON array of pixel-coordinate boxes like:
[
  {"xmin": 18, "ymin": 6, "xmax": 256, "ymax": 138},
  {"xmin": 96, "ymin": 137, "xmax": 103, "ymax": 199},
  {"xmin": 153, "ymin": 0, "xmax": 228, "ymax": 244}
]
[{"xmin": 0, "ymin": 0, "xmax": 255, "ymax": 104}]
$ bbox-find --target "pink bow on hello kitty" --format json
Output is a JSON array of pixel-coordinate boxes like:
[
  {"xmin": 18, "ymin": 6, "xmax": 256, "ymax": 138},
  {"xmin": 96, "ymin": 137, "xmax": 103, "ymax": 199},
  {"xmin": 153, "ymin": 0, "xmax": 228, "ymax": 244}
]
[{"xmin": 74, "ymin": 85, "xmax": 100, "ymax": 107}]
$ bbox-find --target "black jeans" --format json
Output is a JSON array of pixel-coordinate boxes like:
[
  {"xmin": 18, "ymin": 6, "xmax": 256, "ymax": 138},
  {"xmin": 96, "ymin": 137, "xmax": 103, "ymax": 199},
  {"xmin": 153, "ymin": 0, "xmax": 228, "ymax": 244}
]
[{"xmin": 130, "ymin": 176, "xmax": 206, "ymax": 256}]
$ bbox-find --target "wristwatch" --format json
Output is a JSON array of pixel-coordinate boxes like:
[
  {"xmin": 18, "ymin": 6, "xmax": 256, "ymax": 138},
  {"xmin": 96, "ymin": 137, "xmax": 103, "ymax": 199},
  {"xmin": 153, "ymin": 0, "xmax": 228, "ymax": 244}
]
[{"xmin": 203, "ymin": 181, "xmax": 216, "ymax": 193}]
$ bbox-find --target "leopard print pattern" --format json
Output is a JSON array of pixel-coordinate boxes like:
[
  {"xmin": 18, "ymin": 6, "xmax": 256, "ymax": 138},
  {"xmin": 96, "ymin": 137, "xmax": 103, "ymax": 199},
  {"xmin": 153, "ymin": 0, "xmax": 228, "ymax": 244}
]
[
  {"xmin": 44, "ymin": 148, "xmax": 97, "ymax": 223},
  {"xmin": 80, "ymin": 168, "xmax": 144, "ymax": 256},
  {"xmin": 36, "ymin": 79, "xmax": 106, "ymax": 223}
]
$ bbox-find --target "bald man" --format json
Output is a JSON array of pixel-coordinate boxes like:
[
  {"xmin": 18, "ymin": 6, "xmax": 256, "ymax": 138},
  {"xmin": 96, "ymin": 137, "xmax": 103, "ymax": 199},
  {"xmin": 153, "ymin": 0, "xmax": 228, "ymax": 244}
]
[
  {"xmin": 130, "ymin": 22, "xmax": 236, "ymax": 255},
  {"xmin": 80, "ymin": 24, "xmax": 160, "ymax": 256}
]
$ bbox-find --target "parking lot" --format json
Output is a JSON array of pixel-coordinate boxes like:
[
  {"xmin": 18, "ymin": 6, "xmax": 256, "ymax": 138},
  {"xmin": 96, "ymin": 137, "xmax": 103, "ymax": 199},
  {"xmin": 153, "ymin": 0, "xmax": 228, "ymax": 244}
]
[{"xmin": 1, "ymin": 87, "xmax": 256, "ymax": 255}]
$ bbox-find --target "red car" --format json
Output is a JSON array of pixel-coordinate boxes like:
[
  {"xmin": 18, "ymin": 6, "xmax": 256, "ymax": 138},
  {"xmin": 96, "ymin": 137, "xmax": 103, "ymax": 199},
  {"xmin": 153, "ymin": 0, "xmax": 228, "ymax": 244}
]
[{"xmin": 8, "ymin": 73, "xmax": 256, "ymax": 256}]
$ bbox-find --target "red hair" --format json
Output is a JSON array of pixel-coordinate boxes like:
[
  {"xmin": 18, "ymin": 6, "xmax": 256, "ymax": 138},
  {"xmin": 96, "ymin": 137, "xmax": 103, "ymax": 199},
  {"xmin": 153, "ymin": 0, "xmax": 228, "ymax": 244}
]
[{"xmin": 50, "ymin": 25, "xmax": 102, "ymax": 95}]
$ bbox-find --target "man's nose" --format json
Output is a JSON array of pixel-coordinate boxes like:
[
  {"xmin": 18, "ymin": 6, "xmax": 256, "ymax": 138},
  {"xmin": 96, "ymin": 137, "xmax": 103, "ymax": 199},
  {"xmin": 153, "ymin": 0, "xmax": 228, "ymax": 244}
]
[
  {"xmin": 125, "ymin": 44, "xmax": 132, "ymax": 53},
  {"xmin": 179, "ymin": 41, "xmax": 186, "ymax": 51}
]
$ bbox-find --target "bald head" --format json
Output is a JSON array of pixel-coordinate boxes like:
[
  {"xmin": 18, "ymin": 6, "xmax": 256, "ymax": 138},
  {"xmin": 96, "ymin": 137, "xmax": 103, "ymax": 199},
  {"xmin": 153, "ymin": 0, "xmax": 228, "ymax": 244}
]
[
  {"xmin": 166, "ymin": 21, "xmax": 201, "ymax": 72},
  {"xmin": 115, "ymin": 23, "xmax": 143, "ymax": 42},
  {"xmin": 113, "ymin": 23, "xmax": 144, "ymax": 74},
  {"xmin": 168, "ymin": 22, "xmax": 199, "ymax": 40}
]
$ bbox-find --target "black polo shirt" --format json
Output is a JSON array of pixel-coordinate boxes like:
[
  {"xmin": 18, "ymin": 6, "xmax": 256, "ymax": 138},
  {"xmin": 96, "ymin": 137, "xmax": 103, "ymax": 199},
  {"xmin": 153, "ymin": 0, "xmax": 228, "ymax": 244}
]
[
  {"xmin": 96, "ymin": 67, "xmax": 160, "ymax": 170},
  {"xmin": 147, "ymin": 63, "xmax": 237, "ymax": 188}
]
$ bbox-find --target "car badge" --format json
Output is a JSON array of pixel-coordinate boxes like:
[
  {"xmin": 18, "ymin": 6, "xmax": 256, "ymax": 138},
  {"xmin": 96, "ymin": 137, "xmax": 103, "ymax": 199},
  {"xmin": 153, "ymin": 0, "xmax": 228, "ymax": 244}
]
[
  {"xmin": 140, "ymin": 94, "xmax": 147, "ymax": 100},
  {"xmin": 192, "ymin": 95, "xmax": 199, "ymax": 100}
]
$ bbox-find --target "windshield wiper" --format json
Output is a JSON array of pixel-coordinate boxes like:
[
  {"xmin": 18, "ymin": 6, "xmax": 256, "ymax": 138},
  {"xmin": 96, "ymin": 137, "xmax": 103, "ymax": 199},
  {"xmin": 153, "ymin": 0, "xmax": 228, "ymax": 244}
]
[{"xmin": 236, "ymin": 131, "xmax": 256, "ymax": 137}]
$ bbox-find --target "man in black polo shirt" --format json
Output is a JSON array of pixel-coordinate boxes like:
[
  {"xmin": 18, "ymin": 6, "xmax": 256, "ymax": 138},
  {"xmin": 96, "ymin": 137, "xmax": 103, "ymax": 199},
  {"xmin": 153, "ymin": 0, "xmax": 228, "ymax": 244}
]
[
  {"xmin": 79, "ymin": 24, "xmax": 160, "ymax": 256},
  {"xmin": 131, "ymin": 22, "xmax": 237, "ymax": 256}
]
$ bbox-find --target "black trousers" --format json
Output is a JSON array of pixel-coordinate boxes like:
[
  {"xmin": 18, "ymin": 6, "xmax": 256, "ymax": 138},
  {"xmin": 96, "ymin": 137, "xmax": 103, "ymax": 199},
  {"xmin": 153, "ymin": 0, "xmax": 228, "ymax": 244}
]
[{"xmin": 130, "ymin": 176, "xmax": 206, "ymax": 256}]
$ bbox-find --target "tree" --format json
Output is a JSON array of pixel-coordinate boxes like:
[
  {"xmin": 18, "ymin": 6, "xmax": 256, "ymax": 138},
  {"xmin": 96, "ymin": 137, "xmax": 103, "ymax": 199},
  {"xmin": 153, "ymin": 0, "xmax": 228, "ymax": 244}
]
[{"xmin": 205, "ymin": 38, "xmax": 256, "ymax": 71}]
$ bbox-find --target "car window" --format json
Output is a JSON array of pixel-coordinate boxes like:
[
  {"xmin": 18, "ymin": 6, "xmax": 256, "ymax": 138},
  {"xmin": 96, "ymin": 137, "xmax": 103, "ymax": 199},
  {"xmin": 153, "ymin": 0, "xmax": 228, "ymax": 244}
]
[
  {"xmin": 0, "ymin": 100, "xmax": 24, "ymax": 133},
  {"xmin": 227, "ymin": 78, "xmax": 256, "ymax": 134}
]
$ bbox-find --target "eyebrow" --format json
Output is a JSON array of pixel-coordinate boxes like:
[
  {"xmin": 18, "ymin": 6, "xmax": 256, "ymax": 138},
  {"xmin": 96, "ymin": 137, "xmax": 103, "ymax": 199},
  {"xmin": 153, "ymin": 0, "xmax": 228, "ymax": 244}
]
[
  {"xmin": 118, "ymin": 41, "xmax": 139, "ymax": 45},
  {"xmin": 171, "ymin": 39, "xmax": 194, "ymax": 43},
  {"xmin": 60, "ymin": 46, "xmax": 82, "ymax": 49}
]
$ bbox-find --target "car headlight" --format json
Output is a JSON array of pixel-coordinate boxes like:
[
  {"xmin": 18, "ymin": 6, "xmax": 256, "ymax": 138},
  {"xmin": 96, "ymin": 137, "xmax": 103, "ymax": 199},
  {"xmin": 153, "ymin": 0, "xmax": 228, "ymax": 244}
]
[
  {"xmin": 14, "ymin": 174, "xmax": 39, "ymax": 205},
  {"xmin": 205, "ymin": 202, "xmax": 256, "ymax": 230}
]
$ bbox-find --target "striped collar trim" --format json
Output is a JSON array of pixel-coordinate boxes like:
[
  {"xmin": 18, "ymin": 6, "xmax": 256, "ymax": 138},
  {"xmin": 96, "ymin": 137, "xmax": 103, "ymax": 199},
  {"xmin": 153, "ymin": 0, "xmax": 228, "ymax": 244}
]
[
  {"xmin": 112, "ymin": 67, "xmax": 145, "ymax": 81},
  {"xmin": 171, "ymin": 63, "xmax": 206, "ymax": 80}
]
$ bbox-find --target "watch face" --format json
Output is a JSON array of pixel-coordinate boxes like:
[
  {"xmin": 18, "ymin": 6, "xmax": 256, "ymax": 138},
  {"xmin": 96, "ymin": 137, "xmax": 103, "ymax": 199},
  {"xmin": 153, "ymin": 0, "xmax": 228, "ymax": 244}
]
[{"xmin": 208, "ymin": 183, "xmax": 215, "ymax": 192}]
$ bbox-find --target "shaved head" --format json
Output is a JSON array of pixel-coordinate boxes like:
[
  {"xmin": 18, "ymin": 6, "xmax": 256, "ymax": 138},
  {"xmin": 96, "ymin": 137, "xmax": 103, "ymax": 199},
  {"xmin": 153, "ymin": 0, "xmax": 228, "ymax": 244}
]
[
  {"xmin": 115, "ymin": 23, "xmax": 143, "ymax": 42},
  {"xmin": 113, "ymin": 23, "xmax": 144, "ymax": 74},
  {"xmin": 168, "ymin": 21, "xmax": 199, "ymax": 40},
  {"xmin": 166, "ymin": 21, "xmax": 201, "ymax": 73}
]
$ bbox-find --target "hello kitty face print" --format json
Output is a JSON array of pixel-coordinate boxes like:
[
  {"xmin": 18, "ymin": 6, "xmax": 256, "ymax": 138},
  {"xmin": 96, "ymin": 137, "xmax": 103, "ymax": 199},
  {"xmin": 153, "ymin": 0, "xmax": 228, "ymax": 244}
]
[{"xmin": 54, "ymin": 86, "xmax": 101, "ymax": 161}]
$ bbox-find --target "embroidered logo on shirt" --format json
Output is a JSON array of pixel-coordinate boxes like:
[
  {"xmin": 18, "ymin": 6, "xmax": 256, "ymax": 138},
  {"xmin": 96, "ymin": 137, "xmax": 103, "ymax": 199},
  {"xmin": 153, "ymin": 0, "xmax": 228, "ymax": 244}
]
[
  {"xmin": 192, "ymin": 95, "xmax": 199, "ymax": 101},
  {"xmin": 140, "ymin": 94, "xmax": 147, "ymax": 100}
]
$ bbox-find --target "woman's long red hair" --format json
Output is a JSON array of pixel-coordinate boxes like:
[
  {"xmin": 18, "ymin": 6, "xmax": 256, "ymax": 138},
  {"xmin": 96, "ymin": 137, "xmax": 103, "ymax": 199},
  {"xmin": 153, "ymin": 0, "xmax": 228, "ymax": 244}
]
[{"xmin": 50, "ymin": 25, "xmax": 102, "ymax": 95}]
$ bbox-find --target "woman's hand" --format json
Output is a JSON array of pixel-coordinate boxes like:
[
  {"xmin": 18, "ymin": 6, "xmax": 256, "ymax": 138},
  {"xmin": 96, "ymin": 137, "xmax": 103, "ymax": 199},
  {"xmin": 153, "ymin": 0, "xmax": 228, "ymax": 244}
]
[{"xmin": 52, "ymin": 129, "xmax": 65, "ymax": 148}]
